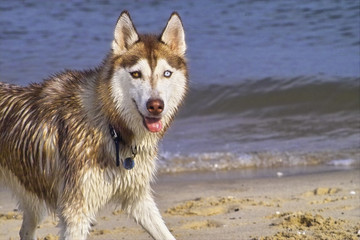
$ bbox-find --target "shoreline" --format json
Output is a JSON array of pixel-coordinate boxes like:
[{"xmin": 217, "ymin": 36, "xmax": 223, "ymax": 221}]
[
  {"xmin": 1, "ymin": 168, "xmax": 359, "ymax": 239},
  {"xmin": 157, "ymin": 164, "xmax": 357, "ymax": 182}
]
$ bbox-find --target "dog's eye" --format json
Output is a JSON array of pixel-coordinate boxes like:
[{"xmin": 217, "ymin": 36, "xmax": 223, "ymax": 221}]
[
  {"xmin": 164, "ymin": 70, "xmax": 172, "ymax": 78},
  {"xmin": 130, "ymin": 71, "xmax": 142, "ymax": 79}
]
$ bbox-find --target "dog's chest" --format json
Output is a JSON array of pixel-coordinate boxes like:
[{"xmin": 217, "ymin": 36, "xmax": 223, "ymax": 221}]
[{"xmin": 80, "ymin": 148, "xmax": 156, "ymax": 206}]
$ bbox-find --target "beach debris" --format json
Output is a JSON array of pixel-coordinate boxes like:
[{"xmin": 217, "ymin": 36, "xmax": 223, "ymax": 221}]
[
  {"xmin": 166, "ymin": 196, "xmax": 275, "ymax": 217},
  {"xmin": 297, "ymin": 230, "xmax": 306, "ymax": 235},
  {"xmin": 112, "ymin": 209, "xmax": 122, "ymax": 215},
  {"xmin": 264, "ymin": 211, "xmax": 358, "ymax": 239},
  {"xmin": 349, "ymin": 190, "xmax": 356, "ymax": 195},
  {"xmin": 41, "ymin": 234, "xmax": 59, "ymax": 240},
  {"xmin": 180, "ymin": 220, "xmax": 223, "ymax": 230},
  {"xmin": 314, "ymin": 187, "xmax": 340, "ymax": 195},
  {"xmin": 303, "ymin": 187, "xmax": 340, "ymax": 197},
  {"xmin": 328, "ymin": 159, "xmax": 355, "ymax": 166},
  {"xmin": 0, "ymin": 211, "xmax": 22, "ymax": 220},
  {"xmin": 276, "ymin": 172, "xmax": 284, "ymax": 177},
  {"xmin": 90, "ymin": 229, "xmax": 112, "ymax": 236},
  {"xmin": 165, "ymin": 196, "xmax": 237, "ymax": 216}
]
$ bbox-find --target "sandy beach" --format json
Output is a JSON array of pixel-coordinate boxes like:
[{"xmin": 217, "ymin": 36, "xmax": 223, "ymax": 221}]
[
  {"xmin": 1, "ymin": 1, "xmax": 359, "ymax": 240},
  {"xmin": 0, "ymin": 169, "xmax": 359, "ymax": 240}
]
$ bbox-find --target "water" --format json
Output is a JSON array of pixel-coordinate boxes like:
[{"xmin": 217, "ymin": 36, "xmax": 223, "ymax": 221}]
[{"xmin": 1, "ymin": 0, "xmax": 359, "ymax": 174}]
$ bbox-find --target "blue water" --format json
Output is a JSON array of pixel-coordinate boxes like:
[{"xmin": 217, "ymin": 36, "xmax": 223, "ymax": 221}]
[{"xmin": 1, "ymin": 0, "xmax": 359, "ymax": 173}]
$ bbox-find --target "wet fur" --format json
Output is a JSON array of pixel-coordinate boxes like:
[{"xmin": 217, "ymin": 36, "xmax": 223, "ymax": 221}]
[{"xmin": 0, "ymin": 11, "xmax": 187, "ymax": 240}]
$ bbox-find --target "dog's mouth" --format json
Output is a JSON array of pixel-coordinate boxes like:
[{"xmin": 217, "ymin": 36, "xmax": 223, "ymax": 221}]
[
  {"xmin": 132, "ymin": 99, "xmax": 163, "ymax": 133},
  {"xmin": 143, "ymin": 117, "xmax": 163, "ymax": 133}
]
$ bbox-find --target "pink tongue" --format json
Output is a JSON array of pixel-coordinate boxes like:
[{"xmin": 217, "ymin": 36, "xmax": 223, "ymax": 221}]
[{"xmin": 144, "ymin": 118, "xmax": 163, "ymax": 133}]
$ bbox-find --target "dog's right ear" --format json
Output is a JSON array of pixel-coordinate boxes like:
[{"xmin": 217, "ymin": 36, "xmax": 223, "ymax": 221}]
[{"xmin": 112, "ymin": 11, "xmax": 139, "ymax": 55}]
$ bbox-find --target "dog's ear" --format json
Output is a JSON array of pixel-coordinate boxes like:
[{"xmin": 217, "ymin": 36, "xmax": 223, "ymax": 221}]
[
  {"xmin": 160, "ymin": 12, "xmax": 186, "ymax": 56},
  {"xmin": 112, "ymin": 11, "xmax": 139, "ymax": 55}
]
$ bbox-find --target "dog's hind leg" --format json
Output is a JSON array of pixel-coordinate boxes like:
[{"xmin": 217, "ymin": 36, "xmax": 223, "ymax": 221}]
[
  {"xmin": 130, "ymin": 191, "xmax": 176, "ymax": 240},
  {"xmin": 18, "ymin": 197, "xmax": 47, "ymax": 240}
]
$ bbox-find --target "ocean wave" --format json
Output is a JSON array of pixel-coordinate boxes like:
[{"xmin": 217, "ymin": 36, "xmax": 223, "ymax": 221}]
[
  {"xmin": 180, "ymin": 76, "xmax": 359, "ymax": 118},
  {"xmin": 157, "ymin": 148, "xmax": 360, "ymax": 174}
]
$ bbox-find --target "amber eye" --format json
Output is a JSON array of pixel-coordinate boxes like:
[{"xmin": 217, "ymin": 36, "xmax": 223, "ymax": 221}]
[
  {"xmin": 164, "ymin": 70, "xmax": 172, "ymax": 78},
  {"xmin": 130, "ymin": 71, "xmax": 142, "ymax": 79}
]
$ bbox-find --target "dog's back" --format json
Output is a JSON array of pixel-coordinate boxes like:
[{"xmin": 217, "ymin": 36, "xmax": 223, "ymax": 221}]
[{"xmin": 0, "ymin": 74, "xmax": 82, "ymax": 207}]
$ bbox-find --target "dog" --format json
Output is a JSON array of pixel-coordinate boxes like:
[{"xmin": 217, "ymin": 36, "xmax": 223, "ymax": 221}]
[{"xmin": 0, "ymin": 11, "xmax": 188, "ymax": 240}]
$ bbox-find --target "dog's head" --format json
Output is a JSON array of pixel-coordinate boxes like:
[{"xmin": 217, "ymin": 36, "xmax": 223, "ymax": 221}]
[{"xmin": 108, "ymin": 11, "xmax": 188, "ymax": 135}]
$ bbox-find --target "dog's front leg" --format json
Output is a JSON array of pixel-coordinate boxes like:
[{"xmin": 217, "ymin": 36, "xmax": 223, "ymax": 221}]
[
  {"xmin": 130, "ymin": 191, "xmax": 176, "ymax": 240},
  {"xmin": 58, "ymin": 187, "xmax": 93, "ymax": 240},
  {"xmin": 58, "ymin": 206, "xmax": 92, "ymax": 240}
]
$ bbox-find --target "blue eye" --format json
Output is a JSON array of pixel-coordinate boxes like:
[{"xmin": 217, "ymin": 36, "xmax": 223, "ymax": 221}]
[{"xmin": 164, "ymin": 70, "xmax": 172, "ymax": 78}]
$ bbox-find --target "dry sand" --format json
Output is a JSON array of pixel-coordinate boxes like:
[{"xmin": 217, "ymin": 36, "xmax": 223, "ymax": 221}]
[{"xmin": 0, "ymin": 169, "xmax": 359, "ymax": 240}]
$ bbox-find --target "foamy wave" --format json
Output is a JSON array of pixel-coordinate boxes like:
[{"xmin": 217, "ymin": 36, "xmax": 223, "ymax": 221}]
[{"xmin": 158, "ymin": 149, "xmax": 360, "ymax": 173}]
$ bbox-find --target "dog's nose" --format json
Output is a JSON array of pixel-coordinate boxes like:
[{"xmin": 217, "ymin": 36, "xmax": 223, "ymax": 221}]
[{"xmin": 146, "ymin": 99, "xmax": 164, "ymax": 115}]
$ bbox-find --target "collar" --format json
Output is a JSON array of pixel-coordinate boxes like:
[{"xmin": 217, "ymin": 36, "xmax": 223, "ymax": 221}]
[{"xmin": 109, "ymin": 125, "xmax": 137, "ymax": 170}]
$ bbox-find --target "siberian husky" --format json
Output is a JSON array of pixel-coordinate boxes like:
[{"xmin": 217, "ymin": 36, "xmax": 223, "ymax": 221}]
[{"xmin": 0, "ymin": 11, "xmax": 188, "ymax": 240}]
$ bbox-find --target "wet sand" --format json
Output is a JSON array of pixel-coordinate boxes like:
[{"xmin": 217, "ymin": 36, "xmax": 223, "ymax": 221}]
[{"xmin": 0, "ymin": 169, "xmax": 359, "ymax": 240}]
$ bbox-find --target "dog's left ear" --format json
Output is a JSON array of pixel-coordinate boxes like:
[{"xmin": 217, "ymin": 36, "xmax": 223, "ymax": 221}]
[
  {"xmin": 112, "ymin": 11, "xmax": 139, "ymax": 55},
  {"xmin": 160, "ymin": 12, "xmax": 186, "ymax": 56}
]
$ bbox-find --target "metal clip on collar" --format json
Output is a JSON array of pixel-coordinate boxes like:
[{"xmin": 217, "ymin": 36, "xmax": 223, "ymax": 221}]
[
  {"xmin": 109, "ymin": 125, "xmax": 137, "ymax": 170},
  {"xmin": 109, "ymin": 126, "xmax": 121, "ymax": 167}
]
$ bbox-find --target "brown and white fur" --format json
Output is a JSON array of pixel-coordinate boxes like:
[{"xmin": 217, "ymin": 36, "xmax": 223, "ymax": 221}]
[{"xmin": 0, "ymin": 11, "xmax": 188, "ymax": 240}]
